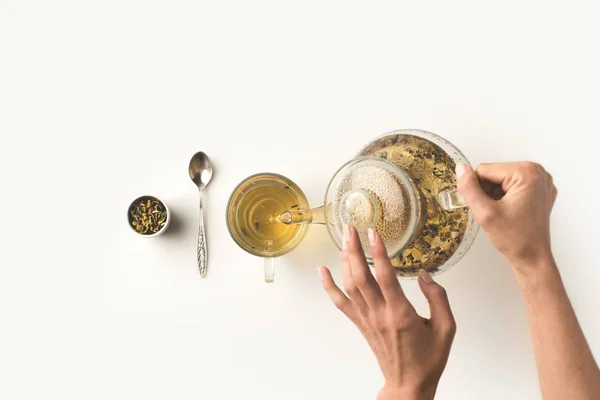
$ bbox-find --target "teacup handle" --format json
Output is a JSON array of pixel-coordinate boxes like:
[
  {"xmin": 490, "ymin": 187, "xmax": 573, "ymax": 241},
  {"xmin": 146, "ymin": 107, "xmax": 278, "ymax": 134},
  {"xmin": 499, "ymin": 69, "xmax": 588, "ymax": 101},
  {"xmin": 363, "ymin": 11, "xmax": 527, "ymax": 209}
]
[
  {"xmin": 264, "ymin": 257, "xmax": 275, "ymax": 283},
  {"xmin": 438, "ymin": 188, "xmax": 468, "ymax": 211}
]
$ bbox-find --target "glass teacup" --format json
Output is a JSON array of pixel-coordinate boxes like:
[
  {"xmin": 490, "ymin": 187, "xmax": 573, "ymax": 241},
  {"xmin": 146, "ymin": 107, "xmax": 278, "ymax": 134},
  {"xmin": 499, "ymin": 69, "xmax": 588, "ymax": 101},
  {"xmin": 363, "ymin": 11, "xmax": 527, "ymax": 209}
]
[{"xmin": 226, "ymin": 173, "xmax": 309, "ymax": 283}]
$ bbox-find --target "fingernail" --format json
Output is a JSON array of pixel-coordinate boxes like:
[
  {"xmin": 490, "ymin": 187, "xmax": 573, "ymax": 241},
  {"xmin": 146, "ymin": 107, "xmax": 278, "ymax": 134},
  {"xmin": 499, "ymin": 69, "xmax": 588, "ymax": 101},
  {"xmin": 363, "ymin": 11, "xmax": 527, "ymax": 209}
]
[
  {"xmin": 342, "ymin": 224, "xmax": 350, "ymax": 249},
  {"xmin": 419, "ymin": 269, "xmax": 433, "ymax": 283},
  {"xmin": 318, "ymin": 267, "xmax": 324, "ymax": 281},
  {"xmin": 367, "ymin": 228, "xmax": 376, "ymax": 245},
  {"xmin": 456, "ymin": 162, "xmax": 471, "ymax": 179}
]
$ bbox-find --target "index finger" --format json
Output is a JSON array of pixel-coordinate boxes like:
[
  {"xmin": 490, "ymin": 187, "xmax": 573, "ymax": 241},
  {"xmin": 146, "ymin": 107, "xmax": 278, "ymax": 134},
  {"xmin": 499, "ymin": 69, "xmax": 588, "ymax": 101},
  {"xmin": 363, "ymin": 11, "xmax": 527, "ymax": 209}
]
[
  {"xmin": 476, "ymin": 162, "xmax": 545, "ymax": 191},
  {"xmin": 345, "ymin": 224, "xmax": 385, "ymax": 310},
  {"xmin": 476, "ymin": 162, "xmax": 522, "ymax": 183},
  {"xmin": 367, "ymin": 228, "xmax": 411, "ymax": 307}
]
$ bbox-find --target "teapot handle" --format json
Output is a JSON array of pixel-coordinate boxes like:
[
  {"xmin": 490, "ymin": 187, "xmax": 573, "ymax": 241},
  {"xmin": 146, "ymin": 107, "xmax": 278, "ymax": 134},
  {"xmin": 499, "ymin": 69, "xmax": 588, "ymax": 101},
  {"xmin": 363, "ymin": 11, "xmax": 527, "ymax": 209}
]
[{"xmin": 438, "ymin": 188, "xmax": 468, "ymax": 211}]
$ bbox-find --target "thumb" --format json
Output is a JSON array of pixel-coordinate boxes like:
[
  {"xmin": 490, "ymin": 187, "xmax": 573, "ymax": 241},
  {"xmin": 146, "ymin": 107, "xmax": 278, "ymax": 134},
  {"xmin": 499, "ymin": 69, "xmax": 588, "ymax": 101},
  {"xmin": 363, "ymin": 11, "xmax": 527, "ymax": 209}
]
[
  {"xmin": 418, "ymin": 269, "xmax": 456, "ymax": 336},
  {"xmin": 456, "ymin": 162, "xmax": 495, "ymax": 219}
]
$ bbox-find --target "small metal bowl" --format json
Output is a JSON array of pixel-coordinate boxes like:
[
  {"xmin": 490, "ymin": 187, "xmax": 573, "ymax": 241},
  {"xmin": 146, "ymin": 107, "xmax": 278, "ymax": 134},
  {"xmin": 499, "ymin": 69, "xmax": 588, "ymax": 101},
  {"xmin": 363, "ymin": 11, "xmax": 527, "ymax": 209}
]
[{"xmin": 127, "ymin": 195, "xmax": 171, "ymax": 237}]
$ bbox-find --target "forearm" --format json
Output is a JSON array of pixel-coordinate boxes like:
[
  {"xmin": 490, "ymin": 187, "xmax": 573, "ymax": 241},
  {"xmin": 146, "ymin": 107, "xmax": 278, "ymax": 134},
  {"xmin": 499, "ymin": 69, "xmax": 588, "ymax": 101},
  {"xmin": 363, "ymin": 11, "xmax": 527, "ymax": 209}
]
[{"xmin": 515, "ymin": 258, "xmax": 600, "ymax": 399}]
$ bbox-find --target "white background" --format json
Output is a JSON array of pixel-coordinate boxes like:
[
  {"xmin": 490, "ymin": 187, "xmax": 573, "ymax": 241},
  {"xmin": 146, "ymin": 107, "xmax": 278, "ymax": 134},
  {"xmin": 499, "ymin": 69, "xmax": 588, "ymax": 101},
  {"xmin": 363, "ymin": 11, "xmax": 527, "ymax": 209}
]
[{"xmin": 1, "ymin": 1, "xmax": 599, "ymax": 399}]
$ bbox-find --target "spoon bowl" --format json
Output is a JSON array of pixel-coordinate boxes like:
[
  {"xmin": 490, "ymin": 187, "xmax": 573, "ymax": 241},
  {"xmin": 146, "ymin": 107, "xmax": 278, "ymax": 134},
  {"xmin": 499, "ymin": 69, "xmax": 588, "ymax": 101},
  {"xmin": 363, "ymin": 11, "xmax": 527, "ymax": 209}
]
[{"xmin": 189, "ymin": 152, "xmax": 213, "ymax": 189}]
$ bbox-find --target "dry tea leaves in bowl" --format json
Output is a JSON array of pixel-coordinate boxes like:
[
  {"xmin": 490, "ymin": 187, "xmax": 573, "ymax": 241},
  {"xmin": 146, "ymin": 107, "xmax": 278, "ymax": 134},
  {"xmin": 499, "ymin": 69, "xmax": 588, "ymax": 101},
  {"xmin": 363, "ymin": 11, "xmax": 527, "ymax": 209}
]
[{"xmin": 128, "ymin": 196, "xmax": 168, "ymax": 235}]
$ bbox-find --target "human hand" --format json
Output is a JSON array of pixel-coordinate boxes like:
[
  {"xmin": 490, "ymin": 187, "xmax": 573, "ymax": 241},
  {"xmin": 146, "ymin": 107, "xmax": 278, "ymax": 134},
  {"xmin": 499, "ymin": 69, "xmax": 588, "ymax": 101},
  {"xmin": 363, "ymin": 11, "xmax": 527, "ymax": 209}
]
[
  {"xmin": 319, "ymin": 225, "xmax": 456, "ymax": 400},
  {"xmin": 456, "ymin": 162, "xmax": 557, "ymax": 275}
]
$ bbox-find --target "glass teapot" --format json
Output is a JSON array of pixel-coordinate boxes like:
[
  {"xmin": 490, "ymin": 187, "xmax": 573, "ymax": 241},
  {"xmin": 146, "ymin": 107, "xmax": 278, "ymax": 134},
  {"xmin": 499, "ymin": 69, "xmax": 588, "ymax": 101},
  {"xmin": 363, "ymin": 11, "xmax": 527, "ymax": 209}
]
[{"xmin": 226, "ymin": 129, "xmax": 479, "ymax": 282}]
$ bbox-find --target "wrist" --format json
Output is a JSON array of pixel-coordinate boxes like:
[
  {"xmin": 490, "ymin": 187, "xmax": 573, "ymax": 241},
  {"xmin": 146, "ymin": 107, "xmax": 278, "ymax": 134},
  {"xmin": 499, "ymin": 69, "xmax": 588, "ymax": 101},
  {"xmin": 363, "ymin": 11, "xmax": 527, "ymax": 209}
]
[
  {"xmin": 378, "ymin": 384, "xmax": 437, "ymax": 400},
  {"xmin": 509, "ymin": 249, "xmax": 554, "ymax": 272},
  {"xmin": 510, "ymin": 254, "xmax": 561, "ymax": 293}
]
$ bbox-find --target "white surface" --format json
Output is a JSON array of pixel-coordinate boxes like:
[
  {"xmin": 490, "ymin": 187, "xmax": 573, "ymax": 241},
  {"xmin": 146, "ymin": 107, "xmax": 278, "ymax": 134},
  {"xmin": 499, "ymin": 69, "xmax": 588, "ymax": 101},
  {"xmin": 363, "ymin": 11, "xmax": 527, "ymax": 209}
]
[{"xmin": 1, "ymin": 1, "xmax": 599, "ymax": 399}]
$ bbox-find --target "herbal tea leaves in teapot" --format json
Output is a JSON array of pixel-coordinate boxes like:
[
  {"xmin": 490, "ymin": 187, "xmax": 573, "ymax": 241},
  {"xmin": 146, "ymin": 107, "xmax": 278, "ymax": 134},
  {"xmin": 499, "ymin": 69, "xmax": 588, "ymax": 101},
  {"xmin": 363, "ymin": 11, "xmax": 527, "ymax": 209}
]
[{"xmin": 360, "ymin": 134, "xmax": 469, "ymax": 276}]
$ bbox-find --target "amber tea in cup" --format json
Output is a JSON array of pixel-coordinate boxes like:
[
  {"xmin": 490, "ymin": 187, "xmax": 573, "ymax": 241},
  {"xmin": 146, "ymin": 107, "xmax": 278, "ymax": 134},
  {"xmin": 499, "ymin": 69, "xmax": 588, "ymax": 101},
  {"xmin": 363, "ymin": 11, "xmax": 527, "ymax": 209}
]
[{"xmin": 226, "ymin": 173, "xmax": 309, "ymax": 282}]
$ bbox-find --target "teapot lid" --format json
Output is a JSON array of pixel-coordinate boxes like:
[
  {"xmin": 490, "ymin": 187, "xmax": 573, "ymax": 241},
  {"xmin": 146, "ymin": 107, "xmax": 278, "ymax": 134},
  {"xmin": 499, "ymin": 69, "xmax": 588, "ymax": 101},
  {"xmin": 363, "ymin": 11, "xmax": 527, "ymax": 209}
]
[{"xmin": 325, "ymin": 157, "xmax": 421, "ymax": 262}]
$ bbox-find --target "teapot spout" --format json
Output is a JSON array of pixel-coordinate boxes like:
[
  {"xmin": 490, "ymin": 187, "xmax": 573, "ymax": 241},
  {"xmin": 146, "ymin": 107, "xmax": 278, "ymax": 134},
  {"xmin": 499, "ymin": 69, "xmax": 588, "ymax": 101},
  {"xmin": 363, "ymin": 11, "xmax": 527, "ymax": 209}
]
[{"xmin": 279, "ymin": 206, "xmax": 326, "ymax": 225}]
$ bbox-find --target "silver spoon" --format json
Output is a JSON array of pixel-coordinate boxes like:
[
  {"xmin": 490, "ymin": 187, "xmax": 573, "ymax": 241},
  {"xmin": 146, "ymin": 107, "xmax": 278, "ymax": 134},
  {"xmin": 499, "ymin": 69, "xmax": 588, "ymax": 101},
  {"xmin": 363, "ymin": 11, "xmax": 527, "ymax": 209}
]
[{"xmin": 189, "ymin": 151, "xmax": 214, "ymax": 277}]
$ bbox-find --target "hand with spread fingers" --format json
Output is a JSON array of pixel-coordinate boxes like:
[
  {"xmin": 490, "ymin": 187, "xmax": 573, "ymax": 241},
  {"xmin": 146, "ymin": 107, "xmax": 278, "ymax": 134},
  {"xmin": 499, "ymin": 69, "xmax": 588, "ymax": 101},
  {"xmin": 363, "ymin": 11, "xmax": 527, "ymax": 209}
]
[{"xmin": 319, "ymin": 224, "xmax": 456, "ymax": 400}]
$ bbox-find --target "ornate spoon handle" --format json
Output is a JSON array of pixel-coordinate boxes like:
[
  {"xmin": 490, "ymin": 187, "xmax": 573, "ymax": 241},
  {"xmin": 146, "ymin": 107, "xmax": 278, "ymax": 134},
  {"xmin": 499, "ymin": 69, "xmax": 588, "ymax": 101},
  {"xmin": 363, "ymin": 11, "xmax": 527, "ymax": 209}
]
[{"xmin": 197, "ymin": 190, "xmax": 207, "ymax": 277}]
